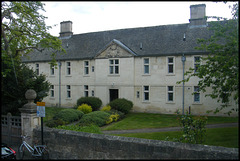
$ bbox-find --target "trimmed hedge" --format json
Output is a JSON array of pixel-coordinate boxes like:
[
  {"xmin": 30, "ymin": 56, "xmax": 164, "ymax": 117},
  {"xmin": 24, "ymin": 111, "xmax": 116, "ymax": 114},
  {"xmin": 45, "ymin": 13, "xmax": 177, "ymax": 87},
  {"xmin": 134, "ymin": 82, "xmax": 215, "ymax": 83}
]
[
  {"xmin": 78, "ymin": 111, "xmax": 111, "ymax": 127},
  {"xmin": 53, "ymin": 108, "xmax": 84, "ymax": 123},
  {"xmin": 109, "ymin": 98, "xmax": 133, "ymax": 114},
  {"xmin": 76, "ymin": 97, "xmax": 102, "ymax": 111}
]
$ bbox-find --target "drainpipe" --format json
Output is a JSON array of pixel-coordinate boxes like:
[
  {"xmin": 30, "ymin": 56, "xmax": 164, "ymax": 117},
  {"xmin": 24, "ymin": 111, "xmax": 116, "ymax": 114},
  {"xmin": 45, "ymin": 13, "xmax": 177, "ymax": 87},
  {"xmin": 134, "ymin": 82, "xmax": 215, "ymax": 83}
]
[
  {"xmin": 58, "ymin": 61, "xmax": 62, "ymax": 107},
  {"xmin": 182, "ymin": 33, "xmax": 186, "ymax": 115},
  {"xmin": 182, "ymin": 54, "xmax": 186, "ymax": 115}
]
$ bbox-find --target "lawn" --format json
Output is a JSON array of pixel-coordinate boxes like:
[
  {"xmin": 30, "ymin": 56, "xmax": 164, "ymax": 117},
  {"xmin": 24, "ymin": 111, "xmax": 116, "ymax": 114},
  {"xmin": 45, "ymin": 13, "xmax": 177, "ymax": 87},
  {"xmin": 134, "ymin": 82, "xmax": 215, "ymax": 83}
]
[
  {"xmin": 112, "ymin": 127, "xmax": 239, "ymax": 148},
  {"xmin": 44, "ymin": 107, "xmax": 238, "ymax": 148},
  {"xmin": 101, "ymin": 112, "xmax": 238, "ymax": 131}
]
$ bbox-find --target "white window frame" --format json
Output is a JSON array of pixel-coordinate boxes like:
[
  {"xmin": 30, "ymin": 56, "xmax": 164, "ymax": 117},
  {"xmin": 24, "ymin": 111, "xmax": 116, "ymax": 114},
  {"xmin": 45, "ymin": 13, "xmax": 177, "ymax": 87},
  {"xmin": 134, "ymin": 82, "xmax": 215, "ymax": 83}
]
[
  {"xmin": 84, "ymin": 61, "xmax": 89, "ymax": 75},
  {"xmin": 50, "ymin": 85, "xmax": 54, "ymax": 98},
  {"xmin": 84, "ymin": 85, "xmax": 89, "ymax": 97},
  {"xmin": 193, "ymin": 86, "xmax": 201, "ymax": 104},
  {"xmin": 143, "ymin": 85, "xmax": 150, "ymax": 102},
  {"xmin": 167, "ymin": 57, "xmax": 175, "ymax": 75},
  {"xmin": 166, "ymin": 86, "xmax": 175, "ymax": 103},
  {"xmin": 143, "ymin": 58, "xmax": 150, "ymax": 75},
  {"xmin": 194, "ymin": 56, "xmax": 201, "ymax": 73},
  {"xmin": 50, "ymin": 64, "xmax": 55, "ymax": 76},
  {"xmin": 66, "ymin": 85, "xmax": 71, "ymax": 98},
  {"xmin": 136, "ymin": 91, "xmax": 140, "ymax": 99},
  {"xmin": 66, "ymin": 62, "xmax": 71, "ymax": 76},
  {"xmin": 109, "ymin": 59, "xmax": 119, "ymax": 75}
]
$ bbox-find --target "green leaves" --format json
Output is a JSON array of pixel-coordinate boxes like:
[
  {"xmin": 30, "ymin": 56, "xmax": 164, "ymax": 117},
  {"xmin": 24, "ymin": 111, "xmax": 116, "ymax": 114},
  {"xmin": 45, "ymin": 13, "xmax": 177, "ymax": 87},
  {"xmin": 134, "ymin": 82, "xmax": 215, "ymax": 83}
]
[
  {"xmin": 1, "ymin": 1, "xmax": 66, "ymax": 60},
  {"xmin": 178, "ymin": 2, "xmax": 238, "ymax": 115},
  {"xmin": 1, "ymin": 2, "xmax": 66, "ymax": 115}
]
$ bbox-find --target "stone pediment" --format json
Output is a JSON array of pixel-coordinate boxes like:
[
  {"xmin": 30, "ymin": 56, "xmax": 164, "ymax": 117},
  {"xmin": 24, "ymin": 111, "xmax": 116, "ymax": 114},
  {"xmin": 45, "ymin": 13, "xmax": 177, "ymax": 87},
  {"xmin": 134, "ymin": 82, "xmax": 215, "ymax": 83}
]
[{"xmin": 95, "ymin": 39, "xmax": 137, "ymax": 59}]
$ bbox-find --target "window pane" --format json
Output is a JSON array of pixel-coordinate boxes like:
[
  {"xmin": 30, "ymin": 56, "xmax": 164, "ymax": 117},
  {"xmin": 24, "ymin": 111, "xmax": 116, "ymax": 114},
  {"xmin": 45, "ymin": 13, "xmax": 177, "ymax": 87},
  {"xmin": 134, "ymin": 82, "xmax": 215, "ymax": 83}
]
[
  {"xmin": 194, "ymin": 93, "xmax": 200, "ymax": 102},
  {"xmin": 115, "ymin": 66, "xmax": 119, "ymax": 74},
  {"xmin": 168, "ymin": 93, "xmax": 173, "ymax": 101},
  {"xmin": 144, "ymin": 58, "xmax": 149, "ymax": 64},
  {"xmin": 85, "ymin": 67, "xmax": 89, "ymax": 74},
  {"xmin": 115, "ymin": 59, "xmax": 119, "ymax": 64},
  {"xmin": 194, "ymin": 57, "xmax": 200, "ymax": 62},
  {"xmin": 110, "ymin": 66, "xmax": 113, "ymax": 74},
  {"xmin": 144, "ymin": 86, "xmax": 149, "ymax": 91},
  {"xmin": 110, "ymin": 60, "xmax": 114, "ymax": 64},
  {"xmin": 67, "ymin": 68, "xmax": 71, "ymax": 75},
  {"xmin": 168, "ymin": 86, "xmax": 173, "ymax": 91},
  {"xmin": 194, "ymin": 64, "xmax": 199, "ymax": 72},
  {"xmin": 168, "ymin": 64, "xmax": 173, "ymax": 73},
  {"xmin": 144, "ymin": 92, "xmax": 149, "ymax": 101},
  {"xmin": 194, "ymin": 86, "xmax": 199, "ymax": 92},
  {"xmin": 67, "ymin": 91, "xmax": 71, "ymax": 98},
  {"xmin": 144, "ymin": 65, "xmax": 149, "ymax": 74},
  {"xmin": 168, "ymin": 58, "xmax": 173, "ymax": 63}
]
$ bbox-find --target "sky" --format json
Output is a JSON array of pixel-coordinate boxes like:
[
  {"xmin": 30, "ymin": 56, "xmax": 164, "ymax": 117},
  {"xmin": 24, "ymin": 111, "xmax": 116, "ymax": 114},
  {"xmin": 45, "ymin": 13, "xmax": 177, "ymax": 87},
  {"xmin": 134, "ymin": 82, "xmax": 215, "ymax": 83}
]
[{"xmin": 41, "ymin": 1, "xmax": 237, "ymax": 37}]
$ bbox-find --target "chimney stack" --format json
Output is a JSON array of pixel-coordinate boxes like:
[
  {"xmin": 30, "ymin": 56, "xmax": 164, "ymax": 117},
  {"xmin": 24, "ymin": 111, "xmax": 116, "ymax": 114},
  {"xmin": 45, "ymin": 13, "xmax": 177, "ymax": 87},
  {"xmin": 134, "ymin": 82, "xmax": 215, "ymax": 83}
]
[
  {"xmin": 189, "ymin": 4, "xmax": 207, "ymax": 28},
  {"xmin": 59, "ymin": 21, "xmax": 73, "ymax": 38}
]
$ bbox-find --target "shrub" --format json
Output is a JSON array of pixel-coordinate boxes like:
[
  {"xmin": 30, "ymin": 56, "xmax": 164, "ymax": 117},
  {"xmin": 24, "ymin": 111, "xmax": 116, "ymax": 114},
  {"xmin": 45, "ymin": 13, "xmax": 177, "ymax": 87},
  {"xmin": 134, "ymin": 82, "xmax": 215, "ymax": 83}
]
[
  {"xmin": 78, "ymin": 111, "xmax": 111, "ymax": 127},
  {"xmin": 109, "ymin": 98, "xmax": 133, "ymax": 114},
  {"xmin": 76, "ymin": 97, "xmax": 102, "ymax": 111},
  {"xmin": 106, "ymin": 109, "xmax": 125, "ymax": 120},
  {"xmin": 106, "ymin": 113, "xmax": 120, "ymax": 124},
  {"xmin": 178, "ymin": 114, "xmax": 207, "ymax": 144},
  {"xmin": 77, "ymin": 104, "xmax": 92, "ymax": 114},
  {"xmin": 165, "ymin": 111, "xmax": 207, "ymax": 144},
  {"xmin": 101, "ymin": 105, "xmax": 111, "ymax": 111},
  {"xmin": 53, "ymin": 109, "xmax": 84, "ymax": 124},
  {"xmin": 45, "ymin": 119, "xmax": 66, "ymax": 128}
]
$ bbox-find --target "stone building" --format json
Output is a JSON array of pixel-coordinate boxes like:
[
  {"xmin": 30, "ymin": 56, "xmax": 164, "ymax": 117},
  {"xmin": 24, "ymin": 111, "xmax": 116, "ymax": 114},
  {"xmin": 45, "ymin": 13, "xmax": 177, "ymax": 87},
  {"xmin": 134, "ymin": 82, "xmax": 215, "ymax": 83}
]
[{"xmin": 22, "ymin": 4, "xmax": 238, "ymax": 116}]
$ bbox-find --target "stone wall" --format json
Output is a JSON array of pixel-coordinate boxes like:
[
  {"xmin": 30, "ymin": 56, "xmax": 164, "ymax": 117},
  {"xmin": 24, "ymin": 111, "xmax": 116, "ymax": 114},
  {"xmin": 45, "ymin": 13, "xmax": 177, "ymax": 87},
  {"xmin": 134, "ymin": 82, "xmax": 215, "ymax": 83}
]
[{"xmin": 33, "ymin": 127, "xmax": 238, "ymax": 159}]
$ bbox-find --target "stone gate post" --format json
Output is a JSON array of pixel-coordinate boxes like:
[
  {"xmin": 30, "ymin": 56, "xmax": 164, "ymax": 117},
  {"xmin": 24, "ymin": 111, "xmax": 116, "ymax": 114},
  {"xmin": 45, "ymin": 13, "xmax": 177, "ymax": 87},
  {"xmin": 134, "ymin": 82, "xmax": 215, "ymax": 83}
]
[{"xmin": 19, "ymin": 89, "xmax": 41, "ymax": 145}]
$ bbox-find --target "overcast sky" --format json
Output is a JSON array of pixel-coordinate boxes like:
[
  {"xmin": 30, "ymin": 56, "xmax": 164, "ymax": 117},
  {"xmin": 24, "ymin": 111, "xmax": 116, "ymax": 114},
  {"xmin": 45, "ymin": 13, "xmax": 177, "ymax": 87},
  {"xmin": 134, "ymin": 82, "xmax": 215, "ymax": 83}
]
[{"xmin": 41, "ymin": 1, "xmax": 237, "ymax": 37}]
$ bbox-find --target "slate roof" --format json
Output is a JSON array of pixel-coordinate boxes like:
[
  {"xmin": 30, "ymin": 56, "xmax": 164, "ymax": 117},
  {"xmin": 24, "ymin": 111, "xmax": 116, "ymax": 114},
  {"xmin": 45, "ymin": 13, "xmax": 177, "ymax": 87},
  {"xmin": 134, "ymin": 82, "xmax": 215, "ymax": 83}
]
[{"xmin": 22, "ymin": 22, "xmax": 214, "ymax": 63}]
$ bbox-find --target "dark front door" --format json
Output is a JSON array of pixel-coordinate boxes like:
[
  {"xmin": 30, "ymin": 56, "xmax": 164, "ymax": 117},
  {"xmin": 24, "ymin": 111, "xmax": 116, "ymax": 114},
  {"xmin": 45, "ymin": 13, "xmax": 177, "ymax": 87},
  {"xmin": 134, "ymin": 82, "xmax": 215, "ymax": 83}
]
[{"xmin": 109, "ymin": 89, "xmax": 118, "ymax": 102}]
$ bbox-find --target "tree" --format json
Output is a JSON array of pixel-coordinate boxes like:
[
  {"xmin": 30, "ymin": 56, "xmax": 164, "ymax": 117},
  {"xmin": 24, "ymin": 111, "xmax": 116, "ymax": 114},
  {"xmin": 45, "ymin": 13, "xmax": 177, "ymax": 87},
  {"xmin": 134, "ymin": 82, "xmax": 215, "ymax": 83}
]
[
  {"xmin": 1, "ymin": 60, "xmax": 51, "ymax": 115},
  {"xmin": 180, "ymin": 2, "xmax": 238, "ymax": 115},
  {"xmin": 1, "ymin": 2, "xmax": 65, "ymax": 115},
  {"xmin": 1, "ymin": 1, "xmax": 65, "ymax": 77}
]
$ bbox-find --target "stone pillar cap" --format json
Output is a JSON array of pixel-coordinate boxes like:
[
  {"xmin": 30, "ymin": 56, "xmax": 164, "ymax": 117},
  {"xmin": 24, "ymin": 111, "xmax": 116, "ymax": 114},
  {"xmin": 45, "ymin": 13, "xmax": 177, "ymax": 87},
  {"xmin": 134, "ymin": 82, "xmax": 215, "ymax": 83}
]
[{"xmin": 19, "ymin": 89, "xmax": 37, "ymax": 113}]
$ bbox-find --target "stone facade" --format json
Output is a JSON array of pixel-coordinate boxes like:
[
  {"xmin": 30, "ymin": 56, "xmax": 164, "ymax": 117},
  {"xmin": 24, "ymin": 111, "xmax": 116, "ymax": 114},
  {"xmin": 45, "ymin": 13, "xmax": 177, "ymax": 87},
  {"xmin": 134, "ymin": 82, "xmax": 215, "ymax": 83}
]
[
  {"xmin": 23, "ymin": 4, "xmax": 238, "ymax": 116},
  {"xmin": 26, "ymin": 47, "xmax": 237, "ymax": 116}
]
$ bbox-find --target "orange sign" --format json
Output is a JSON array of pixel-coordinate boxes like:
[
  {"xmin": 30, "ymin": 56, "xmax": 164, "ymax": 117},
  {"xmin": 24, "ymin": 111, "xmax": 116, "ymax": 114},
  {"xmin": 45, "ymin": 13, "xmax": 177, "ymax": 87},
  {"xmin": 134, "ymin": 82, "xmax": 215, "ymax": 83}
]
[{"xmin": 37, "ymin": 102, "xmax": 45, "ymax": 106}]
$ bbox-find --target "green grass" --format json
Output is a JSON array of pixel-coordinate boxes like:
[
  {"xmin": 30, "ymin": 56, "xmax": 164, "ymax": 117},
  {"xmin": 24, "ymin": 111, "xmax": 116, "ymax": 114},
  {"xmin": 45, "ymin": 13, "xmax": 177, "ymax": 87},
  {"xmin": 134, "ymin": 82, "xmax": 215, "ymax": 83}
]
[
  {"xmin": 101, "ymin": 112, "xmax": 238, "ymax": 131},
  {"xmin": 112, "ymin": 127, "xmax": 238, "ymax": 148},
  {"xmin": 44, "ymin": 108, "xmax": 238, "ymax": 148},
  {"xmin": 55, "ymin": 124, "xmax": 102, "ymax": 134}
]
